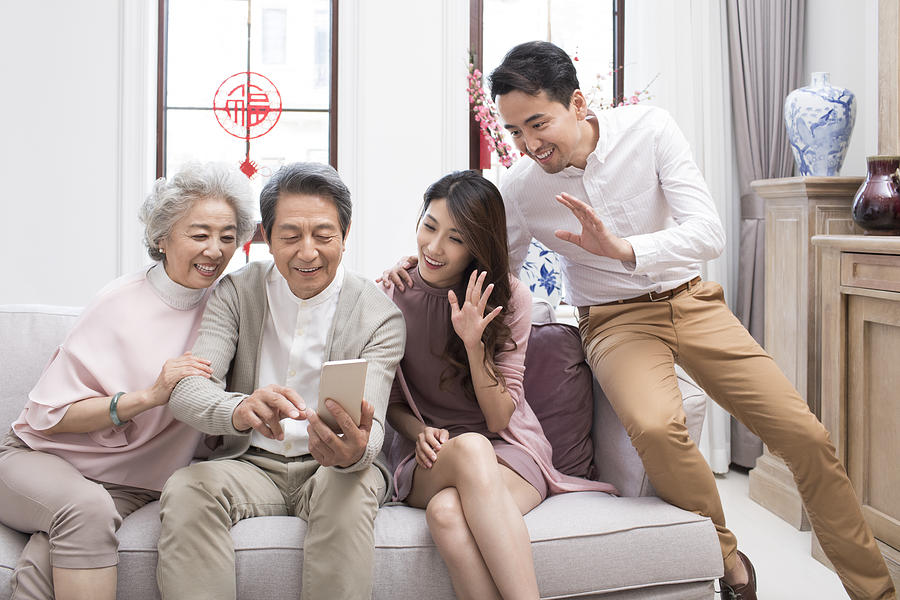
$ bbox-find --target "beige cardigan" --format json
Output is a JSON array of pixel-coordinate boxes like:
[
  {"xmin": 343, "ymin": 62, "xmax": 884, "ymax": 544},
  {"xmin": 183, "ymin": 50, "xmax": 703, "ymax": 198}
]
[{"xmin": 169, "ymin": 261, "xmax": 406, "ymax": 480}]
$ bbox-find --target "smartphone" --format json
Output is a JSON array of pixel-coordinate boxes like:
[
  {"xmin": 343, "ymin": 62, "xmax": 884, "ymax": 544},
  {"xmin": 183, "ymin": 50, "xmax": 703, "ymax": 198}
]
[{"xmin": 317, "ymin": 359, "xmax": 367, "ymax": 431}]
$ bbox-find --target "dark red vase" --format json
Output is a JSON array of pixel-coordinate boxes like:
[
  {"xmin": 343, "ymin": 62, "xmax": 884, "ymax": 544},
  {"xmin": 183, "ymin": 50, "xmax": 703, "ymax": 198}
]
[{"xmin": 851, "ymin": 156, "xmax": 900, "ymax": 234}]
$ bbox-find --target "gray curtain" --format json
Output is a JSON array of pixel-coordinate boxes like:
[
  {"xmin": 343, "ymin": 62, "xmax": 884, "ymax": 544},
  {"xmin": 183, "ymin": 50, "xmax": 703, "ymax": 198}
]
[{"xmin": 726, "ymin": 0, "xmax": 805, "ymax": 468}]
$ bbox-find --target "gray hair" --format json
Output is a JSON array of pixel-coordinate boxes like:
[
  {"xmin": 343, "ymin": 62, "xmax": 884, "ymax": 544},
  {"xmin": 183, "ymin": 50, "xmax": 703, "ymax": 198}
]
[
  {"xmin": 259, "ymin": 162, "xmax": 351, "ymax": 240},
  {"xmin": 140, "ymin": 162, "xmax": 256, "ymax": 262}
]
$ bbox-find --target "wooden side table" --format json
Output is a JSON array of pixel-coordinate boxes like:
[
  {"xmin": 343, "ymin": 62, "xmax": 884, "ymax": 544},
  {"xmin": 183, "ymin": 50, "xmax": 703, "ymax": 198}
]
[
  {"xmin": 812, "ymin": 234, "xmax": 900, "ymax": 589},
  {"xmin": 748, "ymin": 176, "xmax": 861, "ymax": 530}
]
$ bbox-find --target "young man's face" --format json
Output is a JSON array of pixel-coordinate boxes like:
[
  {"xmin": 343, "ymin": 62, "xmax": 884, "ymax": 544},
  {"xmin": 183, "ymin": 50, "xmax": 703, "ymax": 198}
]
[{"xmin": 496, "ymin": 89, "xmax": 592, "ymax": 173}]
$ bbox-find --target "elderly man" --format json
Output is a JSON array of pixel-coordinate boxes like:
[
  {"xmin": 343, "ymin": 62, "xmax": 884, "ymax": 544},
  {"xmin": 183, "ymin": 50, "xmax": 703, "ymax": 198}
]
[{"xmin": 156, "ymin": 162, "xmax": 406, "ymax": 600}]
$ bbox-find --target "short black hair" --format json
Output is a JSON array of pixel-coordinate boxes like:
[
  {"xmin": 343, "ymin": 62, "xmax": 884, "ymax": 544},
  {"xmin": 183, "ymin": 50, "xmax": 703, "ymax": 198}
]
[
  {"xmin": 488, "ymin": 41, "xmax": 580, "ymax": 107},
  {"xmin": 259, "ymin": 162, "xmax": 351, "ymax": 241}
]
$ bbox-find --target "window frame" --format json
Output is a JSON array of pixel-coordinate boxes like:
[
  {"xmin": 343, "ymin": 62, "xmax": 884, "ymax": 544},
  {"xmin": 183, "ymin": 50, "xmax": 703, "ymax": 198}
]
[{"xmin": 155, "ymin": 0, "xmax": 339, "ymax": 178}]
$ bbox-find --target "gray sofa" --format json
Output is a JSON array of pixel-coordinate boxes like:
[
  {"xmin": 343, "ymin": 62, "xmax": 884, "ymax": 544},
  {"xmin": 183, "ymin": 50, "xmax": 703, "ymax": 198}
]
[{"xmin": 0, "ymin": 303, "xmax": 722, "ymax": 599}]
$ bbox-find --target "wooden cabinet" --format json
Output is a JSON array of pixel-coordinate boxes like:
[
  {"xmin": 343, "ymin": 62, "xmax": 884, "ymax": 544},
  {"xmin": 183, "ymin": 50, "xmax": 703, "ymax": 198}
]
[
  {"xmin": 748, "ymin": 176, "xmax": 861, "ymax": 530},
  {"xmin": 812, "ymin": 235, "xmax": 900, "ymax": 589}
]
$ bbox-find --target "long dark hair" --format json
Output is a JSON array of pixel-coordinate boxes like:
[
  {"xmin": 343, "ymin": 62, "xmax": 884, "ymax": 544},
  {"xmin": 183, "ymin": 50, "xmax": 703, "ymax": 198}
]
[{"xmin": 419, "ymin": 170, "xmax": 516, "ymax": 400}]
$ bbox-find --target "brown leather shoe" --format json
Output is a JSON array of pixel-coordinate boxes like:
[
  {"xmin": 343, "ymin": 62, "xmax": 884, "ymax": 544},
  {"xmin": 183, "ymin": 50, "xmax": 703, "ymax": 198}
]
[{"xmin": 719, "ymin": 550, "xmax": 757, "ymax": 600}]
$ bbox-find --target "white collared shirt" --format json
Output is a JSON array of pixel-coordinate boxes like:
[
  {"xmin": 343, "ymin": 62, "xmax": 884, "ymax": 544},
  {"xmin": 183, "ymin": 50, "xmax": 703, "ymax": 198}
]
[
  {"xmin": 251, "ymin": 263, "xmax": 345, "ymax": 456},
  {"xmin": 500, "ymin": 104, "xmax": 725, "ymax": 306}
]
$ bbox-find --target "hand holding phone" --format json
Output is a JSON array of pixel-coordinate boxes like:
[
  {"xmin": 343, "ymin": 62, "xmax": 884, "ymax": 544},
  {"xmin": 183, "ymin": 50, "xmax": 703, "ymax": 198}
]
[{"xmin": 317, "ymin": 359, "xmax": 367, "ymax": 431}]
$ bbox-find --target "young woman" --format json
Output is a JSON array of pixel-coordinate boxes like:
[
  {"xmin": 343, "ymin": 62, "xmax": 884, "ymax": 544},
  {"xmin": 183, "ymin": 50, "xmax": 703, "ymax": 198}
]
[{"xmin": 385, "ymin": 170, "xmax": 615, "ymax": 600}]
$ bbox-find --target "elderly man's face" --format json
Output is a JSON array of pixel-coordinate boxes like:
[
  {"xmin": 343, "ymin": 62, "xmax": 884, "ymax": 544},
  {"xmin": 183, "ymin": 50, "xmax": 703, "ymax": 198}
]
[{"xmin": 265, "ymin": 193, "xmax": 347, "ymax": 299}]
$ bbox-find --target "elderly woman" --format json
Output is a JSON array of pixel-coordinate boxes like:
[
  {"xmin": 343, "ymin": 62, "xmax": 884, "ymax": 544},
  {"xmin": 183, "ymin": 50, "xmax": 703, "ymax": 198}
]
[{"xmin": 0, "ymin": 162, "xmax": 255, "ymax": 600}]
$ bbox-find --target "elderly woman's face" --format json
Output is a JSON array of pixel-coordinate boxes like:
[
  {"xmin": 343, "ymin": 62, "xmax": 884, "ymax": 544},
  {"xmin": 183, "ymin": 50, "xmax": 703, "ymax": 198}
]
[{"xmin": 158, "ymin": 196, "xmax": 239, "ymax": 289}]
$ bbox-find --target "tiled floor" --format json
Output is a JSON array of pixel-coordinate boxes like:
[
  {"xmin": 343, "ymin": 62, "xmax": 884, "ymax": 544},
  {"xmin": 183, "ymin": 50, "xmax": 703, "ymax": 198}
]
[{"xmin": 715, "ymin": 467, "xmax": 850, "ymax": 599}]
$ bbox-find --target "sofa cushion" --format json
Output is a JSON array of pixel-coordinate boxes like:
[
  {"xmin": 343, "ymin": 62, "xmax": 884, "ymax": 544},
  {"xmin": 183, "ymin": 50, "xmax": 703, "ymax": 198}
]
[
  {"xmin": 523, "ymin": 322, "xmax": 595, "ymax": 479},
  {"xmin": 104, "ymin": 494, "xmax": 722, "ymax": 600}
]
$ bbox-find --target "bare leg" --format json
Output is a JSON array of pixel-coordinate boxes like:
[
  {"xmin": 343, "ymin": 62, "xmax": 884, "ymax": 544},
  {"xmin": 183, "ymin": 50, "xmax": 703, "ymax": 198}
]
[
  {"xmin": 426, "ymin": 488, "xmax": 501, "ymax": 600},
  {"xmin": 407, "ymin": 433, "xmax": 542, "ymax": 600},
  {"xmin": 52, "ymin": 567, "xmax": 116, "ymax": 600}
]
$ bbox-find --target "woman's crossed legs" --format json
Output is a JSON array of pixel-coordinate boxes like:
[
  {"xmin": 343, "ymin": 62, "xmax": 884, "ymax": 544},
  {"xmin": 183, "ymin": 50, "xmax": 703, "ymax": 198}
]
[{"xmin": 406, "ymin": 432, "xmax": 542, "ymax": 600}]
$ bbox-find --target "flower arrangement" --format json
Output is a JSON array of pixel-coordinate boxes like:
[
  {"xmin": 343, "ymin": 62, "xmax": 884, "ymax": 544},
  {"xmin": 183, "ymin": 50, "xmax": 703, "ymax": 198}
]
[
  {"xmin": 467, "ymin": 58, "xmax": 517, "ymax": 168},
  {"xmin": 585, "ymin": 65, "xmax": 658, "ymax": 110}
]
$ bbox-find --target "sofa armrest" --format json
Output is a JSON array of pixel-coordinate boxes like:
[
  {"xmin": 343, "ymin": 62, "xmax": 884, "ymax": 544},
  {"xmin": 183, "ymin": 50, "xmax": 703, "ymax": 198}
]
[
  {"xmin": 592, "ymin": 364, "xmax": 707, "ymax": 497},
  {"xmin": 0, "ymin": 305, "xmax": 81, "ymax": 431}
]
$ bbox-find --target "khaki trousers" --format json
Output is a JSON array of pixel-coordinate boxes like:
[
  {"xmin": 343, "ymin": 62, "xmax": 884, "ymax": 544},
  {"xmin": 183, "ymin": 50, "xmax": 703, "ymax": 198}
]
[
  {"xmin": 156, "ymin": 447, "xmax": 386, "ymax": 600},
  {"xmin": 0, "ymin": 431, "xmax": 159, "ymax": 600},
  {"xmin": 579, "ymin": 281, "xmax": 895, "ymax": 600}
]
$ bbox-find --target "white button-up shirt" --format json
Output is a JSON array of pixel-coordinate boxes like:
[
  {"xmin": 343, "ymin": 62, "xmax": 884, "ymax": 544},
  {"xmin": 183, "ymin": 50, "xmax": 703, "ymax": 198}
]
[
  {"xmin": 500, "ymin": 104, "xmax": 725, "ymax": 307},
  {"xmin": 251, "ymin": 264, "xmax": 344, "ymax": 456}
]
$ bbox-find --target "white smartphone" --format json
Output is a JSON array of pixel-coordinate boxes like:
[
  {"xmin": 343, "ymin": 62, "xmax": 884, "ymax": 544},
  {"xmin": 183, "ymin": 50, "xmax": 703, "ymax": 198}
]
[{"xmin": 317, "ymin": 359, "xmax": 368, "ymax": 431}]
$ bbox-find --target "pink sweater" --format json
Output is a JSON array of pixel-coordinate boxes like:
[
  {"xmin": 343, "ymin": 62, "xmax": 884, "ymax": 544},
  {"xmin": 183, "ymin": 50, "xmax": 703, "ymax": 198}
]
[
  {"xmin": 12, "ymin": 264, "xmax": 209, "ymax": 491},
  {"xmin": 386, "ymin": 268, "xmax": 617, "ymax": 497}
]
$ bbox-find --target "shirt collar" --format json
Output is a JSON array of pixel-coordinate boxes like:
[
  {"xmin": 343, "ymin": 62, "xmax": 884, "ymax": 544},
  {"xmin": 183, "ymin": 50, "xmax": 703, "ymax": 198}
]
[
  {"xmin": 271, "ymin": 263, "xmax": 345, "ymax": 308},
  {"xmin": 560, "ymin": 111, "xmax": 608, "ymax": 177},
  {"xmin": 146, "ymin": 262, "xmax": 207, "ymax": 310}
]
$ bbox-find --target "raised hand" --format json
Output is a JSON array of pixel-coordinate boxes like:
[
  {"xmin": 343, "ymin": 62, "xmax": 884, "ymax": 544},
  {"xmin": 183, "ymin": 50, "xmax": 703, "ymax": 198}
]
[
  {"xmin": 415, "ymin": 426, "xmax": 449, "ymax": 469},
  {"xmin": 553, "ymin": 192, "xmax": 635, "ymax": 262},
  {"xmin": 448, "ymin": 270, "xmax": 503, "ymax": 351},
  {"xmin": 147, "ymin": 352, "xmax": 213, "ymax": 407}
]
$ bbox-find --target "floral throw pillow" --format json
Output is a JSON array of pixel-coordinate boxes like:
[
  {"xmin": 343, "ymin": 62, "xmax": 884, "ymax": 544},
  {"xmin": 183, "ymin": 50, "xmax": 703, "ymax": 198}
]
[{"xmin": 519, "ymin": 239, "xmax": 563, "ymax": 307}]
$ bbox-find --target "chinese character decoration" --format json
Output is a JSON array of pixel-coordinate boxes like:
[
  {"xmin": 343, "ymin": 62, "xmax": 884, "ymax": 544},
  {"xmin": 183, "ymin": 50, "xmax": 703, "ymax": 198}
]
[
  {"xmin": 213, "ymin": 71, "xmax": 282, "ymax": 260},
  {"xmin": 213, "ymin": 71, "xmax": 282, "ymax": 178}
]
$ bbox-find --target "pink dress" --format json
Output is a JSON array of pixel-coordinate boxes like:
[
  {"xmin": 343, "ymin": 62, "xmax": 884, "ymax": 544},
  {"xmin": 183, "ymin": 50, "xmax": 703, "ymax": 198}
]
[
  {"xmin": 12, "ymin": 264, "xmax": 209, "ymax": 491},
  {"xmin": 386, "ymin": 267, "xmax": 617, "ymax": 501}
]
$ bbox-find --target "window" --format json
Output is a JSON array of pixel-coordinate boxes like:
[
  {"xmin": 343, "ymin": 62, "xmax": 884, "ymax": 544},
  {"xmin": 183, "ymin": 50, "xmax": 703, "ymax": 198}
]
[
  {"xmin": 158, "ymin": 0, "xmax": 336, "ymax": 267},
  {"xmin": 470, "ymin": 0, "xmax": 623, "ymax": 182}
]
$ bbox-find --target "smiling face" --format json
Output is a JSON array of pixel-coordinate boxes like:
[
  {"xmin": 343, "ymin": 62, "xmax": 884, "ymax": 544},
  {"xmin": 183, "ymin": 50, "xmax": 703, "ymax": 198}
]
[
  {"xmin": 496, "ymin": 89, "xmax": 596, "ymax": 173},
  {"xmin": 265, "ymin": 193, "xmax": 347, "ymax": 299},
  {"xmin": 416, "ymin": 198, "xmax": 473, "ymax": 289},
  {"xmin": 158, "ymin": 196, "xmax": 239, "ymax": 289}
]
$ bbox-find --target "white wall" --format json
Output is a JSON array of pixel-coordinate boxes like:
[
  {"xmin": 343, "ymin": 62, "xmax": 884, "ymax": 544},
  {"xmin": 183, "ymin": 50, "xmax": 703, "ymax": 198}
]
[
  {"xmin": 337, "ymin": 0, "xmax": 470, "ymax": 279},
  {"xmin": 803, "ymin": 0, "xmax": 878, "ymax": 177},
  {"xmin": 0, "ymin": 1, "xmax": 156, "ymax": 306}
]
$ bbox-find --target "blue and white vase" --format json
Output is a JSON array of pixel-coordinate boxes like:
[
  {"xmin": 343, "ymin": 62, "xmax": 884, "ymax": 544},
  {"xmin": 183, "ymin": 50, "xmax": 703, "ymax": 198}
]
[
  {"xmin": 784, "ymin": 72, "xmax": 856, "ymax": 176},
  {"xmin": 519, "ymin": 239, "xmax": 563, "ymax": 307}
]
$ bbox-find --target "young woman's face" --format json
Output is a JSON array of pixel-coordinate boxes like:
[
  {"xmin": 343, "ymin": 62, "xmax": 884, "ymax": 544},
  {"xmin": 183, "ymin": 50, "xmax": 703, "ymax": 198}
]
[{"xmin": 416, "ymin": 198, "xmax": 473, "ymax": 288}]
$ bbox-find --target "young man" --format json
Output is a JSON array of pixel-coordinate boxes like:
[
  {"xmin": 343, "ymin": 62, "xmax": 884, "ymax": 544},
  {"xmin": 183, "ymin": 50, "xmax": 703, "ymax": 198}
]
[
  {"xmin": 157, "ymin": 162, "xmax": 406, "ymax": 600},
  {"xmin": 490, "ymin": 41, "xmax": 894, "ymax": 600},
  {"xmin": 383, "ymin": 41, "xmax": 895, "ymax": 600}
]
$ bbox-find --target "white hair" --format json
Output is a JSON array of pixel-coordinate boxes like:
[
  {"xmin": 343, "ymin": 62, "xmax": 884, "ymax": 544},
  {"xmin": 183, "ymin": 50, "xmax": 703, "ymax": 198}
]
[{"xmin": 139, "ymin": 162, "xmax": 256, "ymax": 262}]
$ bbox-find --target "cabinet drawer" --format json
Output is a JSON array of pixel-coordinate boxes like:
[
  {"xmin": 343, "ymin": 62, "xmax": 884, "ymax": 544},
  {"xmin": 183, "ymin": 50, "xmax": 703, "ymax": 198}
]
[{"xmin": 841, "ymin": 253, "xmax": 900, "ymax": 292}]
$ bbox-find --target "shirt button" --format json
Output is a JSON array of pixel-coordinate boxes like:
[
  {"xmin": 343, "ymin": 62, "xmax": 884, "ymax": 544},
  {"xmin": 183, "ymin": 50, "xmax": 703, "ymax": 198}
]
[
  {"xmin": 296, "ymin": 329, "xmax": 303, "ymax": 335},
  {"xmin": 284, "ymin": 442, "xmax": 292, "ymax": 451},
  {"xmin": 288, "ymin": 370, "xmax": 296, "ymax": 377}
]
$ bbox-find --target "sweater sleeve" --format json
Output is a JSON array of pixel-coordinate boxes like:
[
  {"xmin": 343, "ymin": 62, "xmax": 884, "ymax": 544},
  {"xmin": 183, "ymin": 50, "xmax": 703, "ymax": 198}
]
[
  {"xmin": 492, "ymin": 277, "xmax": 532, "ymax": 407},
  {"xmin": 169, "ymin": 277, "xmax": 248, "ymax": 436}
]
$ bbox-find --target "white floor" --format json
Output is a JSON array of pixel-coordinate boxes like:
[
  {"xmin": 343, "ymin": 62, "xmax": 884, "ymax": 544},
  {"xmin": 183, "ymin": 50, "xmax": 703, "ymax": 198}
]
[{"xmin": 715, "ymin": 468, "xmax": 850, "ymax": 599}]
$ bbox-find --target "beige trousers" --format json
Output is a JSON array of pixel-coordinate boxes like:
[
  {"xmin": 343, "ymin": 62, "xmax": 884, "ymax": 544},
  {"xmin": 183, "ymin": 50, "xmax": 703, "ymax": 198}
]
[
  {"xmin": 579, "ymin": 281, "xmax": 895, "ymax": 600},
  {"xmin": 0, "ymin": 431, "xmax": 159, "ymax": 600},
  {"xmin": 156, "ymin": 447, "xmax": 386, "ymax": 600}
]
